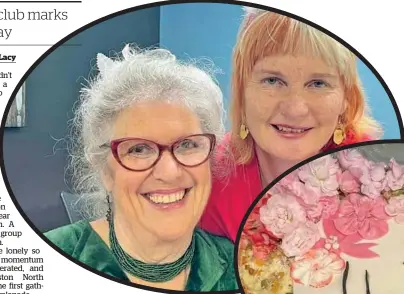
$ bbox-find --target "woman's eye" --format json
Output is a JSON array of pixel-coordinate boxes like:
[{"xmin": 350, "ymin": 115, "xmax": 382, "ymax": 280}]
[
  {"xmin": 178, "ymin": 140, "xmax": 198, "ymax": 149},
  {"xmin": 262, "ymin": 77, "xmax": 283, "ymax": 86},
  {"xmin": 128, "ymin": 144, "xmax": 154, "ymax": 155},
  {"xmin": 308, "ymin": 80, "xmax": 328, "ymax": 88}
]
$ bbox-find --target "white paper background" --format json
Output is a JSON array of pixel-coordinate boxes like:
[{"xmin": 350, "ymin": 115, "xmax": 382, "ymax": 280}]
[{"xmin": 0, "ymin": 1, "xmax": 402, "ymax": 293}]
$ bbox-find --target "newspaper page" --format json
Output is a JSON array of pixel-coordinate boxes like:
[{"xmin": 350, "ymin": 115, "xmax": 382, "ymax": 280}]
[{"xmin": 0, "ymin": 1, "xmax": 402, "ymax": 294}]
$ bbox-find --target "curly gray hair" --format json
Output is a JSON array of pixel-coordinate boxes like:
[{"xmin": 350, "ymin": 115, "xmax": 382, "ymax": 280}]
[{"xmin": 67, "ymin": 44, "xmax": 226, "ymax": 219}]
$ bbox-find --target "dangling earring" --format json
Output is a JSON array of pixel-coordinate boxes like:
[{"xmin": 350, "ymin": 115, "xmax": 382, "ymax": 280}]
[
  {"xmin": 239, "ymin": 123, "xmax": 249, "ymax": 140},
  {"xmin": 105, "ymin": 193, "xmax": 112, "ymax": 221},
  {"xmin": 333, "ymin": 117, "xmax": 345, "ymax": 145}
]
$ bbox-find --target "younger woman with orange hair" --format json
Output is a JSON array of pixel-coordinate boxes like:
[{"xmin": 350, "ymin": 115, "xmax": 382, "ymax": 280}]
[{"xmin": 200, "ymin": 7, "xmax": 382, "ymax": 242}]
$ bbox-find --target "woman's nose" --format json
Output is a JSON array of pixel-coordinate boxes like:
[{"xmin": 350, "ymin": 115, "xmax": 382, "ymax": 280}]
[
  {"xmin": 151, "ymin": 151, "xmax": 182, "ymax": 181},
  {"xmin": 278, "ymin": 90, "xmax": 310, "ymax": 118}
]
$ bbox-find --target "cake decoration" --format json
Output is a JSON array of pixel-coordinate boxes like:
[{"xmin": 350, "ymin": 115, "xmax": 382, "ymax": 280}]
[{"xmin": 238, "ymin": 147, "xmax": 404, "ymax": 294}]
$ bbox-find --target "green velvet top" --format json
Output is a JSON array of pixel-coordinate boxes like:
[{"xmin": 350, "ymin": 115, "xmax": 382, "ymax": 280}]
[{"xmin": 44, "ymin": 221, "xmax": 238, "ymax": 292}]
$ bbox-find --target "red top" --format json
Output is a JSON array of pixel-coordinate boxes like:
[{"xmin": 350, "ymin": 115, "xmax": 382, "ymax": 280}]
[{"xmin": 199, "ymin": 130, "xmax": 372, "ymax": 242}]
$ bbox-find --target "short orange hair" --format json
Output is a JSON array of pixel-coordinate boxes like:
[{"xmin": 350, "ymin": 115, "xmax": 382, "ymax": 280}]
[{"xmin": 230, "ymin": 8, "xmax": 382, "ymax": 164}]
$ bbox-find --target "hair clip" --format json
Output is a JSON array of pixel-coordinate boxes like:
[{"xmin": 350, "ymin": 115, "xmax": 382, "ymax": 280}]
[
  {"xmin": 121, "ymin": 44, "xmax": 131, "ymax": 60},
  {"xmin": 96, "ymin": 53, "xmax": 115, "ymax": 77}
]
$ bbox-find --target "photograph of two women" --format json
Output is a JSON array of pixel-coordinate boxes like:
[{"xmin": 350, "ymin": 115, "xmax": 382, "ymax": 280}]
[{"xmin": 2, "ymin": 2, "xmax": 403, "ymax": 294}]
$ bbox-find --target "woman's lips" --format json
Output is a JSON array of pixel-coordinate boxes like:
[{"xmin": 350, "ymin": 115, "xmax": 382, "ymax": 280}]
[
  {"xmin": 144, "ymin": 188, "xmax": 188, "ymax": 194},
  {"xmin": 271, "ymin": 124, "xmax": 313, "ymax": 138},
  {"xmin": 140, "ymin": 188, "xmax": 192, "ymax": 210}
]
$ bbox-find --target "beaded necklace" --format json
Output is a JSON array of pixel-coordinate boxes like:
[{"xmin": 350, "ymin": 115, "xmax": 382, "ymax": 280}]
[{"xmin": 106, "ymin": 196, "xmax": 195, "ymax": 283}]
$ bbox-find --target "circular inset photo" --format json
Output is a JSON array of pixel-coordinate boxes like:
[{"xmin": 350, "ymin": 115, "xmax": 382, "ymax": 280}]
[
  {"xmin": 1, "ymin": 1, "xmax": 402, "ymax": 293},
  {"xmin": 237, "ymin": 143, "xmax": 404, "ymax": 294}
]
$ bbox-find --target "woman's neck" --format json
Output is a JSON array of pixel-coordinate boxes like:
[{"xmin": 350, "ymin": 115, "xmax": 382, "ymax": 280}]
[
  {"xmin": 255, "ymin": 146, "xmax": 301, "ymax": 188},
  {"xmin": 112, "ymin": 214, "xmax": 193, "ymax": 265}
]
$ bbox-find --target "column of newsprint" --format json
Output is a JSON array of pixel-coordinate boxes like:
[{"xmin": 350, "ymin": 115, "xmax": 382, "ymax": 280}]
[{"xmin": 0, "ymin": 196, "xmax": 44, "ymax": 294}]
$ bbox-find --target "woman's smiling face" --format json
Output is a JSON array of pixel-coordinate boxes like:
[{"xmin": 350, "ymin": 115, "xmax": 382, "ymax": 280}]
[
  {"xmin": 244, "ymin": 54, "xmax": 346, "ymax": 161},
  {"xmin": 101, "ymin": 101, "xmax": 212, "ymax": 241}
]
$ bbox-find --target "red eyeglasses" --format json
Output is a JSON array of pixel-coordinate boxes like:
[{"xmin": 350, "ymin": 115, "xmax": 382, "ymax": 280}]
[{"xmin": 100, "ymin": 134, "xmax": 216, "ymax": 172}]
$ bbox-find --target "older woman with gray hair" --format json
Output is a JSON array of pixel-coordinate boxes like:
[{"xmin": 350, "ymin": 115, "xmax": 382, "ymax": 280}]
[{"xmin": 44, "ymin": 45, "xmax": 237, "ymax": 292}]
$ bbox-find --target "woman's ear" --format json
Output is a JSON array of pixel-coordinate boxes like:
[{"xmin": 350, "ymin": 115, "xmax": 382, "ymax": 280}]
[{"xmin": 100, "ymin": 164, "xmax": 114, "ymax": 192}]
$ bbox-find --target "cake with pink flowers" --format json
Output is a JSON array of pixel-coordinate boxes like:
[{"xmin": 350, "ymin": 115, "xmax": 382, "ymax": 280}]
[{"xmin": 238, "ymin": 146, "xmax": 404, "ymax": 294}]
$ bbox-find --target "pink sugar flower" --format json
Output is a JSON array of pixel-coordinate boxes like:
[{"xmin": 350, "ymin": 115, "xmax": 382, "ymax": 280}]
[
  {"xmin": 314, "ymin": 218, "xmax": 379, "ymax": 258},
  {"xmin": 347, "ymin": 160, "xmax": 387, "ymax": 198},
  {"xmin": 259, "ymin": 193, "xmax": 306, "ymax": 238},
  {"xmin": 337, "ymin": 149, "xmax": 386, "ymax": 198},
  {"xmin": 302, "ymin": 196, "xmax": 340, "ymax": 222},
  {"xmin": 298, "ymin": 155, "xmax": 340, "ymax": 196},
  {"xmin": 338, "ymin": 170, "xmax": 360, "ymax": 194},
  {"xmin": 334, "ymin": 193, "xmax": 390, "ymax": 239},
  {"xmin": 385, "ymin": 195, "xmax": 404, "ymax": 224},
  {"xmin": 352, "ymin": 162, "xmax": 387, "ymax": 198},
  {"xmin": 271, "ymin": 170, "xmax": 321, "ymax": 205},
  {"xmin": 293, "ymin": 183, "xmax": 322, "ymax": 206},
  {"xmin": 272, "ymin": 180, "xmax": 321, "ymax": 206},
  {"xmin": 280, "ymin": 221, "xmax": 320, "ymax": 257},
  {"xmin": 337, "ymin": 149, "xmax": 370, "ymax": 169},
  {"xmin": 290, "ymin": 248, "xmax": 345, "ymax": 288},
  {"xmin": 386, "ymin": 158, "xmax": 404, "ymax": 191}
]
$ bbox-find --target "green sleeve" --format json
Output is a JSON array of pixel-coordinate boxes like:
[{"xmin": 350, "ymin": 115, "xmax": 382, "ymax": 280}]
[
  {"xmin": 201, "ymin": 232, "xmax": 239, "ymax": 291},
  {"xmin": 43, "ymin": 221, "xmax": 127, "ymax": 280},
  {"xmin": 43, "ymin": 221, "xmax": 88, "ymax": 256}
]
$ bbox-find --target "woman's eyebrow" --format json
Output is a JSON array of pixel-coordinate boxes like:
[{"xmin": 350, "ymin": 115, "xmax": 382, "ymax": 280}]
[
  {"xmin": 253, "ymin": 70, "xmax": 338, "ymax": 81},
  {"xmin": 254, "ymin": 69, "xmax": 286, "ymax": 78},
  {"xmin": 309, "ymin": 73, "xmax": 338, "ymax": 80}
]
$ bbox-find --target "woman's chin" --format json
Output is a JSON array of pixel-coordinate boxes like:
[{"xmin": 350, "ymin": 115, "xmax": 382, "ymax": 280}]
[
  {"xmin": 151, "ymin": 223, "xmax": 194, "ymax": 242},
  {"xmin": 258, "ymin": 145, "xmax": 319, "ymax": 163},
  {"xmin": 258, "ymin": 129, "xmax": 323, "ymax": 161},
  {"xmin": 280, "ymin": 149, "xmax": 318, "ymax": 161},
  {"xmin": 136, "ymin": 194, "xmax": 197, "ymax": 241}
]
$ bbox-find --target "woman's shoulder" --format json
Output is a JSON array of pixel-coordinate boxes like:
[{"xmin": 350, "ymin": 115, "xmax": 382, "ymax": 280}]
[
  {"xmin": 44, "ymin": 220, "xmax": 127, "ymax": 279},
  {"xmin": 44, "ymin": 220, "xmax": 97, "ymax": 255},
  {"xmin": 44, "ymin": 220, "xmax": 91, "ymax": 239},
  {"xmin": 192, "ymin": 229, "xmax": 238, "ymax": 291},
  {"xmin": 194, "ymin": 228, "xmax": 234, "ymax": 260},
  {"xmin": 199, "ymin": 132, "xmax": 261, "ymax": 240}
]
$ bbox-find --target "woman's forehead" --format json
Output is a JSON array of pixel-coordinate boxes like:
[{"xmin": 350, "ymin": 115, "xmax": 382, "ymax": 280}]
[
  {"xmin": 111, "ymin": 101, "xmax": 202, "ymax": 141},
  {"xmin": 240, "ymin": 14, "xmax": 353, "ymax": 78},
  {"xmin": 252, "ymin": 55, "xmax": 339, "ymax": 76}
]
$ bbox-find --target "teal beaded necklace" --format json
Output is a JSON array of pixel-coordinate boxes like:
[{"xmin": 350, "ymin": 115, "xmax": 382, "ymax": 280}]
[{"xmin": 106, "ymin": 196, "xmax": 195, "ymax": 283}]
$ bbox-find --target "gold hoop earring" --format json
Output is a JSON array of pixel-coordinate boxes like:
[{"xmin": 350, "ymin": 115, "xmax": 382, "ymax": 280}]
[
  {"xmin": 239, "ymin": 124, "xmax": 249, "ymax": 140},
  {"xmin": 333, "ymin": 119, "xmax": 345, "ymax": 145}
]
